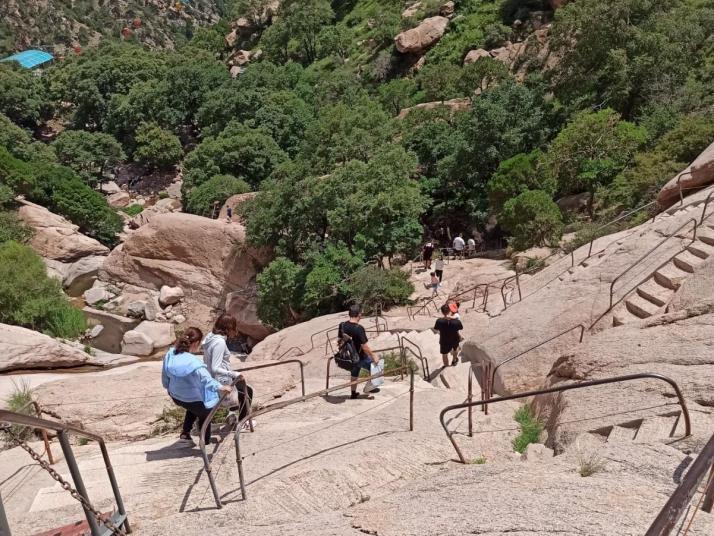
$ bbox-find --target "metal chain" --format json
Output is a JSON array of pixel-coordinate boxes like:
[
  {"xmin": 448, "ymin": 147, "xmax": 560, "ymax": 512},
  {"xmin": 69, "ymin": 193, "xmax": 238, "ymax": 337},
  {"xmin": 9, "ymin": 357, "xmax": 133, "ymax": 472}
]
[{"xmin": 6, "ymin": 428, "xmax": 126, "ymax": 536}]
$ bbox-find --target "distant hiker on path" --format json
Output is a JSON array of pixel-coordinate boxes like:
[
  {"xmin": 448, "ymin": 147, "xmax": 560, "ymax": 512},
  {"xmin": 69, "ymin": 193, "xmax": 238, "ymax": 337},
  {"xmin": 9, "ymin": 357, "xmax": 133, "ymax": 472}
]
[
  {"xmin": 425, "ymin": 271, "xmax": 439, "ymax": 296},
  {"xmin": 203, "ymin": 314, "xmax": 255, "ymax": 429},
  {"xmin": 226, "ymin": 206, "xmax": 233, "ymax": 223},
  {"xmin": 434, "ymin": 255, "xmax": 445, "ymax": 282},
  {"xmin": 339, "ymin": 305, "xmax": 381, "ymax": 399},
  {"xmin": 453, "ymin": 234, "xmax": 465, "ymax": 258},
  {"xmin": 162, "ymin": 327, "xmax": 231, "ymax": 446},
  {"xmin": 434, "ymin": 304, "xmax": 463, "ymax": 368},
  {"xmin": 422, "ymin": 240, "xmax": 434, "ymax": 270}
]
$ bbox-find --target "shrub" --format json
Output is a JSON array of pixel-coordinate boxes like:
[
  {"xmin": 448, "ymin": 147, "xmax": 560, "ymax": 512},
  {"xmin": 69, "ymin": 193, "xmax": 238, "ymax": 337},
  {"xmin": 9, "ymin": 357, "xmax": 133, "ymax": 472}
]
[
  {"xmin": 0, "ymin": 241, "xmax": 86, "ymax": 339},
  {"xmin": 184, "ymin": 174, "xmax": 251, "ymax": 217},
  {"xmin": 2, "ymin": 380, "xmax": 35, "ymax": 443},
  {"xmin": 512, "ymin": 404, "xmax": 543, "ymax": 454},
  {"xmin": 0, "ymin": 211, "xmax": 32, "ymax": 244},
  {"xmin": 500, "ymin": 190, "xmax": 564, "ymax": 251},
  {"xmin": 151, "ymin": 406, "xmax": 186, "ymax": 436},
  {"xmin": 345, "ymin": 266, "xmax": 414, "ymax": 314},
  {"xmin": 488, "ymin": 150, "xmax": 553, "ymax": 213},
  {"xmin": 121, "ymin": 204, "xmax": 144, "ymax": 217},
  {"xmin": 256, "ymin": 257, "xmax": 302, "ymax": 330},
  {"xmin": 134, "ymin": 122, "xmax": 183, "ymax": 170}
]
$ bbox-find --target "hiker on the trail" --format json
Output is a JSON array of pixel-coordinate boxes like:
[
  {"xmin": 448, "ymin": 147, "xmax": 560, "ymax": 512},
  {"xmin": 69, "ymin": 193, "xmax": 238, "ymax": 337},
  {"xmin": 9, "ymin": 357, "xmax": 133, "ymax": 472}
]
[
  {"xmin": 453, "ymin": 234, "xmax": 465, "ymax": 258},
  {"xmin": 422, "ymin": 240, "xmax": 434, "ymax": 270},
  {"xmin": 434, "ymin": 255, "xmax": 445, "ymax": 283},
  {"xmin": 339, "ymin": 304, "xmax": 381, "ymax": 399},
  {"xmin": 226, "ymin": 206, "xmax": 233, "ymax": 223},
  {"xmin": 434, "ymin": 304, "xmax": 463, "ymax": 368},
  {"xmin": 430, "ymin": 271, "xmax": 439, "ymax": 296},
  {"xmin": 203, "ymin": 314, "xmax": 255, "ymax": 429},
  {"xmin": 162, "ymin": 327, "xmax": 232, "ymax": 446},
  {"xmin": 467, "ymin": 236, "xmax": 476, "ymax": 256}
]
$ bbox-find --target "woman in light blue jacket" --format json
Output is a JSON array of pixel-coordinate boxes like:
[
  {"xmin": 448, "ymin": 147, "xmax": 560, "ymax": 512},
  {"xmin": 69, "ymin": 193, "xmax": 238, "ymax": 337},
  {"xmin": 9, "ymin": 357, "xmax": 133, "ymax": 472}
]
[{"xmin": 162, "ymin": 327, "xmax": 231, "ymax": 446}]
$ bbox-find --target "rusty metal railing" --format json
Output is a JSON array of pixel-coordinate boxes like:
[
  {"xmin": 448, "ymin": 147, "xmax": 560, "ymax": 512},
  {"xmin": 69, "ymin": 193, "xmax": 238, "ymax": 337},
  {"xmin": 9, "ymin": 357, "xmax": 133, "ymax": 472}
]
[
  {"xmin": 608, "ymin": 218, "xmax": 698, "ymax": 310},
  {"xmin": 407, "ymin": 297, "xmax": 438, "ymax": 320},
  {"xmin": 199, "ymin": 359, "xmax": 306, "ymax": 508},
  {"xmin": 234, "ymin": 365, "xmax": 416, "ymax": 501},
  {"xmin": 275, "ymin": 346, "xmax": 304, "ymax": 361},
  {"xmin": 586, "ymin": 201, "xmax": 659, "ymax": 257},
  {"xmin": 447, "ymin": 283, "xmax": 489, "ymax": 313},
  {"xmin": 481, "ymin": 324, "xmax": 586, "ymax": 413},
  {"xmin": 699, "ymin": 190, "xmax": 714, "ymax": 225},
  {"xmin": 398, "ymin": 335, "xmax": 430, "ymax": 378},
  {"xmin": 17, "ymin": 400, "xmax": 55, "ymax": 465},
  {"xmin": 0, "ymin": 410, "xmax": 131, "ymax": 535},
  {"xmin": 646, "ymin": 432, "xmax": 714, "ymax": 535},
  {"xmin": 440, "ymin": 372, "xmax": 691, "ymax": 464}
]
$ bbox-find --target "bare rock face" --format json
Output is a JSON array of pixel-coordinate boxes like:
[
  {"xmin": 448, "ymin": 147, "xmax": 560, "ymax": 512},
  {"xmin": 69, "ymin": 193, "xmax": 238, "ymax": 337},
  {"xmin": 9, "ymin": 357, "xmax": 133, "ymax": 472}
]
[
  {"xmin": 107, "ymin": 191, "xmax": 131, "ymax": 208},
  {"xmin": 225, "ymin": 283, "xmax": 272, "ymax": 341},
  {"xmin": 159, "ymin": 285, "xmax": 184, "ymax": 306},
  {"xmin": 657, "ymin": 141, "xmax": 714, "ymax": 208},
  {"xmin": 101, "ymin": 212, "xmax": 271, "ymax": 309},
  {"xmin": 440, "ymin": 1, "xmax": 455, "ymax": 17},
  {"xmin": 128, "ymin": 197, "xmax": 182, "ymax": 230},
  {"xmin": 463, "ymin": 48, "xmax": 490, "ymax": 64},
  {"xmin": 401, "ymin": 2, "xmax": 422, "ymax": 18},
  {"xmin": 394, "ymin": 16, "xmax": 449, "ymax": 54},
  {"xmin": 0, "ymin": 323, "xmax": 91, "ymax": 372},
  {"xmin": 17, "ymin": 201, "xmax": 109, "ymax": 262}
]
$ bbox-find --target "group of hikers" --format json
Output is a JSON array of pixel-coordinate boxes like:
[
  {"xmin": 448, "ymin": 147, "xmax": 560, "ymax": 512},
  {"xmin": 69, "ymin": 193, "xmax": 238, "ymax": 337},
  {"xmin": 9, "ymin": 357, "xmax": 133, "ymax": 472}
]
[
  {"xmin": 422, "ymin": 234, "xmax": 480, "ymax": 296},
  {"xmin": 161, "ymin": 314, "xmax": 254, "ymax": 447}
]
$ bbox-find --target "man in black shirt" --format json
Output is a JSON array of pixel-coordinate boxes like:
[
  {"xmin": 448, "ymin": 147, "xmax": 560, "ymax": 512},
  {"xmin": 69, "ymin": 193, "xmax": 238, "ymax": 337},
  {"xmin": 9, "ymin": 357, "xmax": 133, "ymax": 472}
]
[
  {"xmin": 340, "ymin": 304, "xmax": 379, "ymax": 399},
  {"xmin": 434, "ymin": 303, "xmax": 463, "ymax": 367}
]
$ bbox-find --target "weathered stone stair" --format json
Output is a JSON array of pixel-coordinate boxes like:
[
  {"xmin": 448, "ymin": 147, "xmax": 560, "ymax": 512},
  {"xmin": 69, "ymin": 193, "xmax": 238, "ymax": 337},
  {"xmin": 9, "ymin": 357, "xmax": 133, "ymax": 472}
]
[{"xmin": 591, "ymin": 413, "xmax": 683, "ymax": 445}]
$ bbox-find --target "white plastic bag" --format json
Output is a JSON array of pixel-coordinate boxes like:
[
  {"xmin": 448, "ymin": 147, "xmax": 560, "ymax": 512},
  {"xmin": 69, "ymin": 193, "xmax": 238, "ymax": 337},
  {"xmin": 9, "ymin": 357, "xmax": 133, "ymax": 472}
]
[{"xmin": 364, "ymin": 359, "xmax": 384, "ymax": 393}]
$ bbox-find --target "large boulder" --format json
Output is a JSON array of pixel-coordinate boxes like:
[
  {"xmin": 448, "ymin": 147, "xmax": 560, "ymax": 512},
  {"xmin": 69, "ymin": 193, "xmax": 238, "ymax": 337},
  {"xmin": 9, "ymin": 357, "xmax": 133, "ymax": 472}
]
[
  {"xmin": 17, "ymin": 201, "xmax": 109, "ymax": 262},
  {"xmin": 159, "ymin": 285, "xmax": 184, "ymax": 306},
  {"xmin": 463, "ymin": 48, "xmax": 490, "ymax": 64},
  {"xmin": 0, "ymin": 323, "xmax": 91, "ymax": 372},
  {"xmin": 121, "ymin": 329, "xmax": 154, "ymax": 356},
  {"xmin": 225, "ymin": 283, "xmax": 272, "ymax": 342},
  {"xmin": 657, "ymin": 141, "xmax": 714, "ymax": 209},
  {"xmin": 101, "ymin": 212, "xmax": 271, "ymax": 308},
  {"xmin": 128, "ymin": 197, "xmax": 182, "ymax": 230},
  {"xmin": 394, "ymin": 16, "xmax": 449, "ymax": 54},
  {"xmin": 107, "ymin": 191, "xmax": 131, "ymax": 208},
  {"xmin": 135, "ymin": 320, "xmax": 175, "ymax": 350},
  {"xmin": 398, "ymin": 97, "xmax": 470, "ymax": 119}
]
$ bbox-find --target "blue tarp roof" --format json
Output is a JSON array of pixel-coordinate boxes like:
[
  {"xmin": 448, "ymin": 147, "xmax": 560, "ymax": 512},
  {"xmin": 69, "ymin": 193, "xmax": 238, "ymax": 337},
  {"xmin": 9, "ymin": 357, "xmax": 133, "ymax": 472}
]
[{"xmin": 0, "ymin": 50, "xmax": 54, "ymax": 69}]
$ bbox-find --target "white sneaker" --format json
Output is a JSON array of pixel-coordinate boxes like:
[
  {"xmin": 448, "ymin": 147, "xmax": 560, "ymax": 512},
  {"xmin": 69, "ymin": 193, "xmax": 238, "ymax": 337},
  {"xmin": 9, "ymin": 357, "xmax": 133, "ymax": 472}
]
[{"xmin": 363, "ymin": 381, "xmax": 374, "ymax": 394}]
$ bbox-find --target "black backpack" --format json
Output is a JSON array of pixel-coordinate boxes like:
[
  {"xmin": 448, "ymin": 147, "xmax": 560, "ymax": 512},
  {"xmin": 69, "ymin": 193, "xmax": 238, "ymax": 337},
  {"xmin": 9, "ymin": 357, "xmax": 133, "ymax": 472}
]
[{"xmin": 334, "ymin": 322, "xmax": 360, "ymax": 371}]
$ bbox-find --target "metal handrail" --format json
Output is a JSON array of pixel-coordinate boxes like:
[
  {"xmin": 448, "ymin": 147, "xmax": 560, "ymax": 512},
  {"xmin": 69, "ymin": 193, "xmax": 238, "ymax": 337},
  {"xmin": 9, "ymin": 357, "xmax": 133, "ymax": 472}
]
[
  {"xmin": 448, "ymin": 283, "xmax": 489, "ymax": 312},
  {"xmin": 325, "ymin": 344, "xmax": 405, "ymax": 389},
  {"xmin": 608, "ymin": 218, "xmax": 698, "ymax": 309},
  {"xmin": 309, "ymin": 314, "xmax": 388, "ymax": 353},
  {"xmin": 407, "ymin": 297, "xmax": 437, "ymax": 320},
  {"xmin": 199, "ymin": 359, "xmax": 306, "ymax": 508},
  {"xmin": 323, "ymin": 318, "xmax": 389, "ymax": 356},
  {"xmin": 440, "ymin": 372, "xmax": 691, "ymax": 464},
  {"xmin": 18, "ymin": 400, "xmax": 55, "ymax": 465},
  {"xmin": 586, "ymin": 201, "xmax": 658, "ymax": 257},
  {"xmin": 275, "ymin": 346, "xmax": 304, "ymax": 361},
  {"xmin": 399, "ymin": 335, "xmax": 430, "ymax": 378},
  {"xmin": 700, "ymin": 190, "xmax": 714, "ymax": 225},
  {"xmin": 676, "ymin": 171, "xmax": 694, "ymax": 206},
  {"xmin": 234, "ymin": 365, "xmax": 416, "ymax": 501},
  {"xmin": 0, "ymin": 410, "xmax": 131, "ymax": 535},
  {"xmin": 486, "ymin": 324, "xmax": 586, "ymax": 404},
  {"xmin": 646, "ymin": 432, "xmax": 714, "ymax": 535}
]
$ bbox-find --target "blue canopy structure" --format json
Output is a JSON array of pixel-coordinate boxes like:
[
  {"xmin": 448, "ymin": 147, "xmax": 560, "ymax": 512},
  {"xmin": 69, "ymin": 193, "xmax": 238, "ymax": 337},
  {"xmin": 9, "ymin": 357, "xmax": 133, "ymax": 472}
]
[{"xmin": 0, "ymin": 50, "xmax": 54, "ymax": 69}]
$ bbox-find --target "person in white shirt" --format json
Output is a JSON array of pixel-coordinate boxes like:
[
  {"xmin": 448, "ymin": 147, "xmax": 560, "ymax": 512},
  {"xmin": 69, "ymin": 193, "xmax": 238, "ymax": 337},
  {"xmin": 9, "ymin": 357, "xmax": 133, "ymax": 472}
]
[
  {"xmin": 434, "ymin": 256, "xmax": 445, "ymax": 282},
  {"xmin": 453, "ymin": 234, "xmax": 465, "ymax": 258}
]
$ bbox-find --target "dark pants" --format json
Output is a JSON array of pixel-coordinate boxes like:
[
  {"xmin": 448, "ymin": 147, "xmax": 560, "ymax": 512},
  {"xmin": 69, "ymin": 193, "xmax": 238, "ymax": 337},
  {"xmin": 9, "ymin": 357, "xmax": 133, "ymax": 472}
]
[
  {"xmin": 435, "ymin": 269, "xmax": 443, "ymax": 282},
  {"xmin": 172, "ymin": 397, "xmax": 212, "ymax": 445},
  {"xmin": 228, "ymin": 383, "xmax": 254, "ymax": 421}
]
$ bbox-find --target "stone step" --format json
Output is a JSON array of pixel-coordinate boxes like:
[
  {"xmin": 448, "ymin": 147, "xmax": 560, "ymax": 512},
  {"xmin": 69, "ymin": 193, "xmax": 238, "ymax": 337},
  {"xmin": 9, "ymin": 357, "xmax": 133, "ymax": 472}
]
[
  {"xmin": 612, "ymin": 306, "xmax": 640, "ymax": 327},
  {"xmin": 633, "ymin": 415, "xmax": 679, "ymax": 444},
  {"xmin": 687, "ymin": 241, "xmax": 714, "ymax": 259},
  {"xmin": 607, "ymin": 425, "xmax": 636, "ymax": 443},
  {"xmin": 654, "ymin": 263, "xmax": 690, "ymax": 290},
  {"xmin": 672, "ymin": 250, "xmax": 705, "ymax": 273},
  {"xmin": 697, "ymin": 229, "xmax": 714, "ymax": 247},
  {"xmin": 625, "ymin": 294, "xmax": 660, "ymax": 318},
  {"xmin": 636, "ymin": 279, "xmax": 672, "ymax": 307}
]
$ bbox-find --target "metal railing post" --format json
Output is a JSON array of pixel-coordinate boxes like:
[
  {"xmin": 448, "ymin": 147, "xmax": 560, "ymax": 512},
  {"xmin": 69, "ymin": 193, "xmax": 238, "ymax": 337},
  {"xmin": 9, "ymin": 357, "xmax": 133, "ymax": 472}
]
[
  {"xmin": 409, "ymin": 369, "xmax": 415, "ymax": 432},
  {"xmin": 57, "ymin": 431, "xmax": 101, "ymax": 536},
  {"xmin": 704, "ymin": 465, "xmax": 714, "ymax": 513},
  {"xmin": 467, "ymin": 372, "xmax": 473, "ymax": 437},
  {"xmin": 98, "ymin": 441, "xmax": 131, "ymax": 533}
]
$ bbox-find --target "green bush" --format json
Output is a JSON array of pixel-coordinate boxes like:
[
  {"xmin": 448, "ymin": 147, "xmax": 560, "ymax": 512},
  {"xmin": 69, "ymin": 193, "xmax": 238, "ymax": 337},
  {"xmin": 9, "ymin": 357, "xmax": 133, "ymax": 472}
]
[
  {"xmin": 184, "ymin": 174, "xmax": 251, "ymax": 217},
  {"xmin": 256, "ymin": 257, "xmax": 302, "ymax": 330},
  {"xmin": 512, "ymin": 404, "xmax": 543, "ymax": 454},
  {"xmin": 0, "ymin": 241, "xmax": 86, "ymax": 339},
  {"xmin": 121, "ymin": 204, "xmax": 144, "ymax": 217},
  {"xmin": 0, "ymin": 211, "xmax": 33, "ymax": 244},
  {"xmin": 345, "ymin": 266, "xmax": 414, "ymax": 315},
  {"xmin": 134, "ymin": 122, "xmax": 183, "ymax": 170},
  {"xmin": 488, "ymin": 150, "xmax": 554, "ymax": 213},
  {"xmin": 501, "ymin": 190, "xmax": 564, "ymax": 251}
]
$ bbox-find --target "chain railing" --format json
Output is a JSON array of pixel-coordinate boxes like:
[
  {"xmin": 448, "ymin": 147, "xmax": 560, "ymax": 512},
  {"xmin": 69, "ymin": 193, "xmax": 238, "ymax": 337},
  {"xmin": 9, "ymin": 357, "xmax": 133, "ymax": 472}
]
[
  {"xmin": 198, "ymin": 359, "xmax": 306, "ymax": 508},
  {"xmin": 0, "ymin": 410, "xmax": 130, "ymax": 535},
  {"xmin": 234, "ymin": 365, "xmax": 416, "ymax": 501},
  {"xmin": 646, "ymin": 431, "xmax": 714, "ymax": 535},
  {"xmin": 440, "ymin": 372, "xmax": 691, "ymax": 465}
]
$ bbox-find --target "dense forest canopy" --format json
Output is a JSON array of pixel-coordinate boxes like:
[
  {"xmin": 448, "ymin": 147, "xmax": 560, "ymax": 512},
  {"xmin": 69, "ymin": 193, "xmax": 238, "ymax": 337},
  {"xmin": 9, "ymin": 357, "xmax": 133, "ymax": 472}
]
[{"xmin": 1, "ymin": 0, "xmax": 713, "ymax": 328}]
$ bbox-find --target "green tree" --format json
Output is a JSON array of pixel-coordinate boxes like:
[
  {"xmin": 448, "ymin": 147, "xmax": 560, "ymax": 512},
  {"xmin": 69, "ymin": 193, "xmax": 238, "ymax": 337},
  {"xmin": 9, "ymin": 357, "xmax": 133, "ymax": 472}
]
[
  {"xmin": 282, "ymin": 0, "xmax": 335, "ymax": 64},
  {"xmin": 544, "ymin": 108, "xmax": 647, "ymax": 216},
  {"xmin": 247, "ymin": 91, "xmax": 314, "ymax": 155},
  {"xmin": 183, "ymin": 122, "xmax": 287, "ymax": 192},
  {"xmin": 0, "ymin": 113, "xmax": 56, "ymax": 163},
  {"xmin": 488, "ymin": 150, "xmax": 554, "ymax": 213},
  {"xmin": 301, "ymin": 244, "xmax": 364, "ymax": 315},
  {"xmin": 52, "ymin": 130, "xmax": 125, "ymax": 188},
  {"xmin": 418, "ymin": 63, "xmax": 461, "ymax": 102},
  {"xmin": 133, "ymin": 122, "xmax": 183, "ymax": 170},
  {"xmin": 457, "ymin": 57, "xmax": 510, "ymax": 99},
  {"xmin": 345, "ymin": 266, "xmax": 414, "ymax": 314},
  {"xmin": 256, "ymin": 257, "xmax": 302, "ymax": 329},
  {"xmin": 0, "ymin": 241, "xmax": 86, "ymax": 338},
  {"xmin": 0, "ymin": 63, "xmax": 48, "ymax": 127},
  {"xmin": 379, "ymin": 78, "xmax": 419, "ymax": 116},
  {"xmin": 500, "ymin": 190, "xmax": 564, "ymax": 251},
  {"xmin": 184, "ymin": 174, "xmax": 251, "ymax": 217}
]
